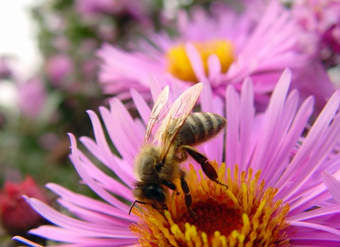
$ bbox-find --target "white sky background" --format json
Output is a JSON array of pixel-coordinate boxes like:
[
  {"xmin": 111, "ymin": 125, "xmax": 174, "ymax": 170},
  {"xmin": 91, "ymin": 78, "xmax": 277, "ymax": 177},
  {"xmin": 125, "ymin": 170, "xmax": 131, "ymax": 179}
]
[
  {"xmin": 0, "ymin": 1, "xmax": 42, "ymax": 78},
  {"xmin": 0, "ymin": 1, "xmax": 42, "ymax": 108}
]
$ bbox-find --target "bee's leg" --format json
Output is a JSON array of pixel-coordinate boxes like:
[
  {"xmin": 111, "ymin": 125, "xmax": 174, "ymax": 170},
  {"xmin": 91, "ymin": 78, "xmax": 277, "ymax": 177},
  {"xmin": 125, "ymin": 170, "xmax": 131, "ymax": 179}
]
[
  {"xmin": 180, "ymin": 170, "xmax": 196, "ymax": 217},
  {"xmin": 176, "ymin": 150, "xmax": 188, "ymax": 162},
  {"xmin": 162, "ymin": 179, "xmax": 180, "ymax": 195},
  {"xmin": 149, "ymin": 203, "xmax": 168, "ymax": 215},
  {"xmin": 161, "ymin": 179, "xmax": 177, "ymax": 191},
  {"xmin": 181, "ymin": 145, "xmax": 228, "ymax": 188}
]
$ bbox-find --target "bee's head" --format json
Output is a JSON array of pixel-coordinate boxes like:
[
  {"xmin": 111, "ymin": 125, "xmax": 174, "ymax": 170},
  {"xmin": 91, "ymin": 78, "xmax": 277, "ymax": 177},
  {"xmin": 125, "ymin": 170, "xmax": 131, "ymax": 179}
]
[{"xmin": 133, "ymin": 182, "xmax": 166, "ymax": 204}]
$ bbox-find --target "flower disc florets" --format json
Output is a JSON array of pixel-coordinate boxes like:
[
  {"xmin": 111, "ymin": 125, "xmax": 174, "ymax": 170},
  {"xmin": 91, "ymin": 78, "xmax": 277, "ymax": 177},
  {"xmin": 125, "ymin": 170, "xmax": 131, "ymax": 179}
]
[{"xmin": 131, "ymin": 163, "xmax": 289, "ymax": 247}]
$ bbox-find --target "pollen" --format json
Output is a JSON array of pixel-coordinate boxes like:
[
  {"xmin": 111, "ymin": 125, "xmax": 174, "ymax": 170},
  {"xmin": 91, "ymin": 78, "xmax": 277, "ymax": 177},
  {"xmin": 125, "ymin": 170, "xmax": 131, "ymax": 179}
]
[
  {"xmin": 130, "ymin": 163, "xmax": 290, "ymax": 247},
  {"xmin": 166, "ymin": 40, "xmax": 234, "ymax": 82}
]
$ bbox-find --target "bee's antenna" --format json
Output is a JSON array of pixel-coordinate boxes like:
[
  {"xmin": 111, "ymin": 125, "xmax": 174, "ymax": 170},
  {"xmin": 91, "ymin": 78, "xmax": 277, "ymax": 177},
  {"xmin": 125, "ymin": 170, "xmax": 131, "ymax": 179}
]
[{"xmin": 129, "ymin": 200, "xmax": 147, "ymax": 215}]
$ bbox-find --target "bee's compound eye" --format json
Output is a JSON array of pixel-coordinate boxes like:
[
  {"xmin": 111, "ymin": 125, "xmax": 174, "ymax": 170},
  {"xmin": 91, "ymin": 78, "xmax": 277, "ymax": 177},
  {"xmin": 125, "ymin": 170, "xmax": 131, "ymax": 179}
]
[{"xmin": 144, "ymin": 184, "xmax": 165, "ymax": 203}]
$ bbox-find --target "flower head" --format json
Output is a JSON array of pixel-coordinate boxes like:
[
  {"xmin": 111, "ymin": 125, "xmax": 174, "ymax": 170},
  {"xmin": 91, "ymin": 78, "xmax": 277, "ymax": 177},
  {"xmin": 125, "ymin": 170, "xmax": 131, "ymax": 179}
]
[
  {"xmin": 0, "ymin": 56, "xmax": 12, "ymax": 79},
  {"xmin": 14, "ymin": 70, "xmax": 340, "ymax": 246},
  {"xmin": 98, "ymin": 1, "xmax": 334, "ymax": 109},
  {"xmin": 46, "ymin": 54, "xmax": 73, "ymax": 88},
  {"xmin": 292, "ymin": 0, "xmax": 340, "ymax": 67},
  {"xmin": 0, "ymin": 176, "xmax": 49, "ymax": 235},
  {"xmin": 75, "ymin": 0, "xmax": 149, "ymax": 22},
  {"xmin": 18, "ymin": 78, "xmax": 47, "ymax": 119}
]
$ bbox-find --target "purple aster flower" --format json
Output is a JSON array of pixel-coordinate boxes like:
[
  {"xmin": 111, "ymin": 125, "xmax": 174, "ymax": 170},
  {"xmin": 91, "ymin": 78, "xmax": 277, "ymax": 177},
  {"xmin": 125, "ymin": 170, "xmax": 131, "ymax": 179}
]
[
  {"xmin": 75, "ymin": 0, "xmax": 149, "ymax": 22},
  {"xmin": 14, "ymin": 70, "xmax": 340, "ymax": 246},
  {"xmin": 98, "ymin": 1, "xmax": 334, "ymax": 110},
  {"xmin": 0, "ymin": 56, "xmax": 12, "ymax": 79},
  {"xmin": 76, "ymin": 0, "xmax": 117, "ymax": 15},
  {"xmin": 292, "ymin": 0, "xmax": 340, "ymax": 67},
  {"xmin": 46, "ymin": 54, "xmax": 73, "ymax": 88},
  {"xmin": 18, "ymin": 78, "xmax": 47, "ymax": 119}
]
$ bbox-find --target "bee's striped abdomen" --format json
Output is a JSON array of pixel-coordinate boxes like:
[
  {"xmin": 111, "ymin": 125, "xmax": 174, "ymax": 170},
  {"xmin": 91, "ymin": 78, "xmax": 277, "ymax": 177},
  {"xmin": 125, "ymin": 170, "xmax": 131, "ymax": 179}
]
[{"xmin": 176, "ymin": 112, "xmax": 226, "ymax": 146}]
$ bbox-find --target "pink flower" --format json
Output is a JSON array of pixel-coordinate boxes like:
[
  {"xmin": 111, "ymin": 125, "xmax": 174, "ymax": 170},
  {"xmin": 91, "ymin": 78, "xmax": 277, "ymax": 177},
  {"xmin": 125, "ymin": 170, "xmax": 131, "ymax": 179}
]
[
  {"xmin": 292, "ymin": 0, "xmax": 340, "ymax": 66},
  {"xmin": 0, "ymin": 56, "xmax": 12, "ymax": 79},
  {"xmin": 0, "ymin": 177, "xmax": 49, "ymax": 235},
  {"xmin": 46, "ymin": 55, "xmax": 73, "ymax": 88},
  {"xmin": 75, "ymin": 0, "xmax": 149, "ymax": 21},
  {"xmin": 76, "ymin": 0, "xmax": 116, "ymax": 15},
  {"xmin": 15, "ymin": 70, "xmax": 340, "ymax": 246},
  {"xmin": 18, "ymin": 79, "xmax": 47, "ymax": 119},
  {"xmin": 98, "ymin": 1, "xmax": 334, "ymax": 110}
]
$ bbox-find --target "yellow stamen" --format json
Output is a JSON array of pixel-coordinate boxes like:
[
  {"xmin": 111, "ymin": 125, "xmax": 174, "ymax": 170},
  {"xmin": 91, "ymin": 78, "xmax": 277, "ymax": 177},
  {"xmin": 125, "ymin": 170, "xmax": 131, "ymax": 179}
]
[
  {"xmin": 130, "ymin": 163, "xmax": 290, "ymax": 247},
  {"xmin": 166, "ymin": 40, "xmax": 234, "ymax": 82}
]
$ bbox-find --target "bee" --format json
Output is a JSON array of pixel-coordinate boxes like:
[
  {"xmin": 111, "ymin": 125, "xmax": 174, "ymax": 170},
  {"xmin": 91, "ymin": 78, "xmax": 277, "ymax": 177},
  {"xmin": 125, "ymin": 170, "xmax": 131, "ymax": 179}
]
[{"xmin": 129, "ymin": 83, "xmax": 226, "ymax": 214}]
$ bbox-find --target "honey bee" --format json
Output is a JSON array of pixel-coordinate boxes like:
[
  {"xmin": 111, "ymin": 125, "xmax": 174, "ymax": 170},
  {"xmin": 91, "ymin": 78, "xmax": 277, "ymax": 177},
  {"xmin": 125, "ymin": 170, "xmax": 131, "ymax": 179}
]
[{"xmin": 129, "ymin": 83, "xmax": 226, "ymax": 214}]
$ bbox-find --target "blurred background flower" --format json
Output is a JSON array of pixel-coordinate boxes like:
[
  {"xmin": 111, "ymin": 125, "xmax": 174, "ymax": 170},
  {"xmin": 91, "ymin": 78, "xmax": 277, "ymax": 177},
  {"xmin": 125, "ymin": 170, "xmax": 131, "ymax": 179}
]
[
  {"xmin": 292, "ymin": 0, "xmax": 340, "ymax": 67},
  {"xmin": 98, "ymin": 0, "xmax": 336, "ymax": 111},
  {"xmin": 17, "ymin": 78, "xmax": 47, "ymax": 120},
  {"xmin": 0, "ymin": 177, "xmax": 49, "ymax": 236}
]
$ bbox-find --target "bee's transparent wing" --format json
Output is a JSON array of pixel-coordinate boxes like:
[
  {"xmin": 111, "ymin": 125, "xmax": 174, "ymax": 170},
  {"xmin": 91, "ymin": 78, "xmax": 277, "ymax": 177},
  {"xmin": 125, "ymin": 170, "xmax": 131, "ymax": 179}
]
[
  {"xmin": 156, "ymin": 83, "xmax": 203, "ymax": 160},
  {"xmin": 144, "ymin": 86, "xmax": 169, "ymax": 143}
]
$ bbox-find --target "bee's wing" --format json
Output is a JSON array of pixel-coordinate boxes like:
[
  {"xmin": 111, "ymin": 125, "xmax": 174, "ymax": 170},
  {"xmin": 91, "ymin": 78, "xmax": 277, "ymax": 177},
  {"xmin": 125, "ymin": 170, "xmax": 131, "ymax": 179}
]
[
  {"xmin": 144, "ymin": 86, "xmax": 170, "ymax": 143},
  {"xmin": 156, "ymin": 83, "xmax": 203, "ymax": 160}
]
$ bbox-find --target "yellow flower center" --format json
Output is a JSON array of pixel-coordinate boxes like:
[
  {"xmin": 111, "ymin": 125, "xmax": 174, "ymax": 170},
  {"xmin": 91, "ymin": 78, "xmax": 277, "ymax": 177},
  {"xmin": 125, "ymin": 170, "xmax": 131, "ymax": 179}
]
[
  {"xmin": 130, "ymin": 163, "xmax": 290, "ymax": 247},
  {"xmin": 166, "ymin": 40, "xmax": 234, "ymax": 82}
]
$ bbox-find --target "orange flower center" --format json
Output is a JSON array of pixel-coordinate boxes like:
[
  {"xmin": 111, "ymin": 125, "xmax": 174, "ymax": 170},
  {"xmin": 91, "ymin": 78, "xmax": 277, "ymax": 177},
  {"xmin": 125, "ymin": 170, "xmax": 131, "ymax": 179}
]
[
  {"xmin": 166, "ymin": 40, "xmax": 234, "ymax": 82},
  {"xmin": 130, "ymin": 163, "xmax": 290, "ymax": 247}
]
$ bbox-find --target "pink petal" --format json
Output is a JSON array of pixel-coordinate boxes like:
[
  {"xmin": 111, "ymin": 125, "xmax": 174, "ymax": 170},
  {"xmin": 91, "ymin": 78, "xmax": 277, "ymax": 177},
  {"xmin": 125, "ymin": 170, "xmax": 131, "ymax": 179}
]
[
  {"xmin": 279, "ymin": 90, "xmax": 340, "ymax": 201},
  {"xmin": 226, "ymin": 85, "xmax": 241, "ymax": 169},
  {"xmin": 251, "ymin": 69, "xmax": 291, "ymax": 172},
  {"xmin": 46, "ymin": 183, "xmax": 137, "ymax": 222},
  {"xmin": 289, "ymin": 205, "xmax": 340, "ymax": 221},
  {"xmin": 207, "ymin": 55, "xmax": 221, "ymax": 86},
  {"xmin": 185, "ymin": 43, "xmax": 207, "ymax": 82},
  {"xmin": 239, "ymin": 78, "xmax": 255, "ymax": 171},
  {"xmin": 69, "ymin": 134, "xmax": 131, "ymax": 211},
  {"xmin": 288, "ymin": 220, "xmax": 340, "ymax": 238},
  {"xmin": 130, "ymin": 88, "xmax": 151, "ymax": 125},
  {"xmin": 322, "ymin": 172, "xmax": 340, "ymax": 202},
  {"xmin": 30, "ymin": 226, "xmax": 136, "ymax": 245},
  {"xmin": 25, "ymin": 197, "xmax": 135, "ymax": 237}
]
